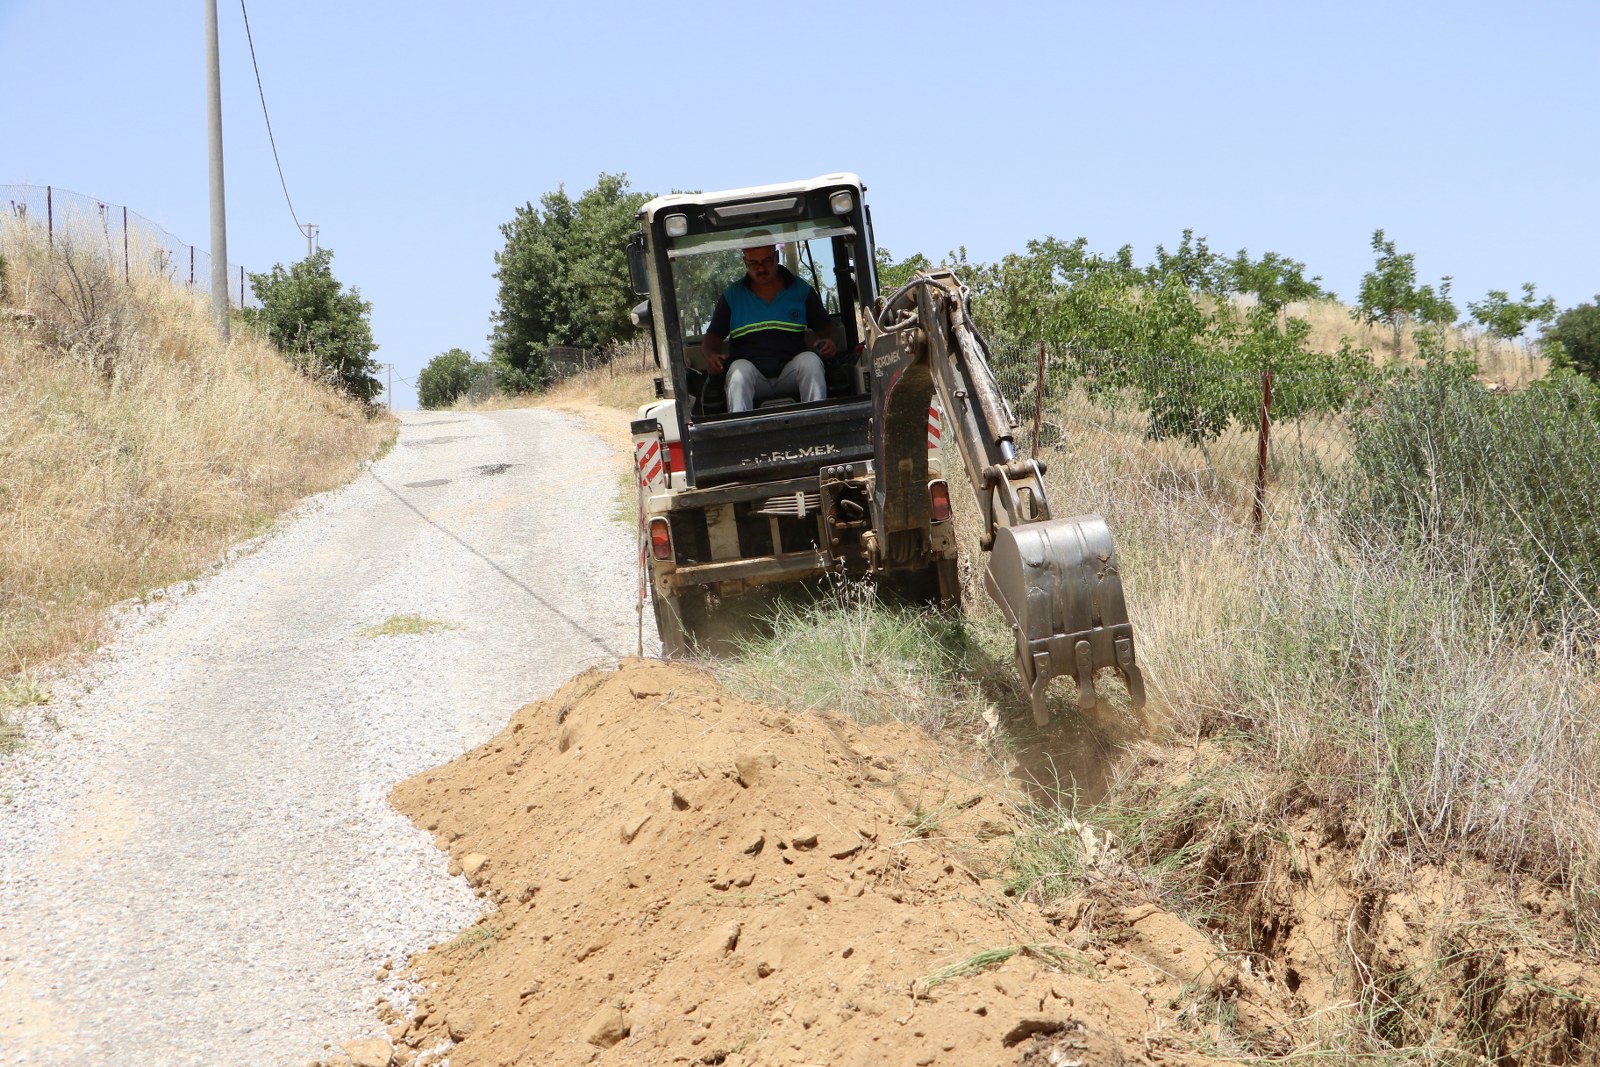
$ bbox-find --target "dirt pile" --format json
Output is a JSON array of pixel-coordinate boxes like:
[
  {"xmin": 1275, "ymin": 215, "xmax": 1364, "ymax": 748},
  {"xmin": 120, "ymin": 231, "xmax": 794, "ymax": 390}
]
[{"xmin": 377, "ymin": 660, "xmax": 1270, "ymax": 1066}]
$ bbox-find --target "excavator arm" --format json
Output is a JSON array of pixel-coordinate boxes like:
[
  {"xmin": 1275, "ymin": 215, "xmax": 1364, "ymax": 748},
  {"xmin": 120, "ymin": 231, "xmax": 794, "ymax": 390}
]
[{"xmin": 864, "ymin": 271, "xmax": 1147, "ymax": 725}]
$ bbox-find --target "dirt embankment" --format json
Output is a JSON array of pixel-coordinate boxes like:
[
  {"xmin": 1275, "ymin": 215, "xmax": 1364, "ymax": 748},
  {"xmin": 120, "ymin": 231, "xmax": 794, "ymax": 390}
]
[
  {"xmin": 373, "ymin": 661, "xmax": 1283, "ymax": 1067},
  {"xmin": 342, "ymin": 660, "xmax": 1600, "ymax": 1067}
]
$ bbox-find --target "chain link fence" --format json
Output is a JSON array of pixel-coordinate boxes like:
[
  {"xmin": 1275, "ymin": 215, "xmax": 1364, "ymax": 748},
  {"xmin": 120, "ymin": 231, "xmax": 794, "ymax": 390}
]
[
  {"xmin": 984, "ymin": 338, "xmax": 1600, "ymax": 626},
  {"xmin": 2, "ymin": 184, "xmax": 260, "ymax": 309},
  {"xmin": 987, "ymin": 340, "xmax": 1359, "ymax": 512}
]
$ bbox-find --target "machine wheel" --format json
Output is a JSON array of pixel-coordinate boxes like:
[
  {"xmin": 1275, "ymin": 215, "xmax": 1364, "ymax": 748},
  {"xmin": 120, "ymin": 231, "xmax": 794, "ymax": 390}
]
[
  {"xmin": 933, "ymin": 556, "xmax": 962, "ymax": 610},
  {"xmin": 651, "ymin": 587, "xmax": 705, "ymax": 658}
]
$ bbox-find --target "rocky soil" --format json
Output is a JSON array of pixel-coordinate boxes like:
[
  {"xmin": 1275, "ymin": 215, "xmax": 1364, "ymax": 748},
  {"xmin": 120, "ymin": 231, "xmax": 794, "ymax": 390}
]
[{"xmin": 374, "ymin": 660, "xmax": 1290, "ymax": 1067}]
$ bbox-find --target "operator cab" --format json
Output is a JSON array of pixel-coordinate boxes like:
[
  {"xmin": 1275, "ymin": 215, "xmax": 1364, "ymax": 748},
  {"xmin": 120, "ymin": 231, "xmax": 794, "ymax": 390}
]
[
  {"xmin": 629, "ymin": 175, "xmax": 878, "ymax": 421},
  {"xmin": 628, "ymin": 175, "xmax": 883, "ymax": 489}
]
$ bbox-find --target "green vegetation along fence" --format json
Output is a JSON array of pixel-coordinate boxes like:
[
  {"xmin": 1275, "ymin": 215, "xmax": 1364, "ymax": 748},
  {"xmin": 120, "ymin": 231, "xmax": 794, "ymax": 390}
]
[
  {"xmin": 987, "ymin": 340, "xmax": 1362, "ymax": 511},
  {"xmin": 2, "ymin": 184, "xmax": 259, "ymax": 309},
  {"xmin": 985, "ymin": 340, "xmax": 1600, "ymax": 632}
]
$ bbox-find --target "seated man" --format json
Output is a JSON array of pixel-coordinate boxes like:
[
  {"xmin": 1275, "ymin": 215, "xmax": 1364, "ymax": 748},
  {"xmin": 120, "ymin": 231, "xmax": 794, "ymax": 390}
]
[{"xmin": 702, "ymin": 244, "xmax": 838, "ymax": 412}]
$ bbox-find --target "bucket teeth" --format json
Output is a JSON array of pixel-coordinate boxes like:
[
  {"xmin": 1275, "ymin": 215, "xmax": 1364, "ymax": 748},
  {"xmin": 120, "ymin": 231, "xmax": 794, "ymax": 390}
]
[{"xmin": 1074, "ymin": 639, "xmax": 1097, "ymax": 712}]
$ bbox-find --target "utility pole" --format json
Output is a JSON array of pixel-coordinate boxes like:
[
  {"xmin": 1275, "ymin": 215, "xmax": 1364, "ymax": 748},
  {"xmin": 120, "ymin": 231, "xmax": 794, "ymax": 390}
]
[
  {"xmin": 301, "ymin": 222, "xmax": 318, "ymax": 260},
  {"xmin": 388, "ymin": 364, "xmax": 394, "ymax": 412},
  {"xmin": 204, "ymin": 0, "xmax": 230, "ymax": 341}
]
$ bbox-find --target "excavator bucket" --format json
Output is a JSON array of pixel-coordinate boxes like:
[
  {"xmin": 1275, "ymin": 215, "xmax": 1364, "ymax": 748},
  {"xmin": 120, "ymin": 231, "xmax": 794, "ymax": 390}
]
[{"xmin": 983, "ymin": 514, "xmax": 1146, "ymax": 726}]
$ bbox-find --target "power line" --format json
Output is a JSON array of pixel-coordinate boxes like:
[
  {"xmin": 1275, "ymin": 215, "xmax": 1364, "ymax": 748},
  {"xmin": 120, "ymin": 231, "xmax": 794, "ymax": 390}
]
[{"xmin": 238, "ymin": 0, "xmax": 302, "ymax": 236}]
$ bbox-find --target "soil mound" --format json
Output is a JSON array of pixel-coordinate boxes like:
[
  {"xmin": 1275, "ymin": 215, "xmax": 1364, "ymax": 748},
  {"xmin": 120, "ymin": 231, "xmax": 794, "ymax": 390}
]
[{"xmin": 381, "ymin": 660, "xmax": 1261, "ymax": 1066}]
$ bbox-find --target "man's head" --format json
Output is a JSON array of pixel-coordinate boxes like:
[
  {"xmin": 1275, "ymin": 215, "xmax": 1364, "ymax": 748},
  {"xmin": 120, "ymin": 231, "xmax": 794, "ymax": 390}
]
[{"xmin": 742, "ymin": 244, "xmax": 779, "ymax": 282}]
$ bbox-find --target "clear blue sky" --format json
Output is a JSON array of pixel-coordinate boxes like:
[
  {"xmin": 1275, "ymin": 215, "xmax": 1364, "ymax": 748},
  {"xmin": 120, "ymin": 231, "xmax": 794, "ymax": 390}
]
[{"xmin": 4, "ymin": 0, "xmax": 1596, "ymax": 410}]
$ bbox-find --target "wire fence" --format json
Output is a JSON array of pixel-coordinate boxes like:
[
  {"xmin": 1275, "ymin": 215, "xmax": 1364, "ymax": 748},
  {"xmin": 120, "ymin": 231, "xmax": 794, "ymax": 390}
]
[
  {"xmin": 986, "ymin": 340, "xmax": 1355, "ymax": 522},
  {"xmin": 544, "ymin": 341, "xmax": 657, "ymax": 384},
  {"xmin": 985, "ymin": 338, "xmax": 1600, "ymax": 624},
  {"xmin": 1, "ymin": 184, "xmax": 260, "ymax": 309}
]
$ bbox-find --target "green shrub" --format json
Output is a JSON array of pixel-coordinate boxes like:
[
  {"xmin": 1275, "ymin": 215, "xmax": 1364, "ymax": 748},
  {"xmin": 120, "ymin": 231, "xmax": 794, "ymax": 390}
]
[
  {"xmin": 1341, "ymin": 355, "xmax": 1600, "ymax": 633},
  {"xmin": 418, "ymin": 348, "xmax": 478, "ymax": 409},
  {"xmin": 1544, "ymin": 297, "xmax": 1600, "ymax": 381}
]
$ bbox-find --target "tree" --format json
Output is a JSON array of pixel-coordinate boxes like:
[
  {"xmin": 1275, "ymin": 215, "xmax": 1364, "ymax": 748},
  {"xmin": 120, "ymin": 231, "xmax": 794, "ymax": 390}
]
[
  {"xmin": 488, "ymin": 173, "xmax": 650, "ymax": 392},
  {"xmin": 1354, "ymin": 229, "xmax": 1453, "ymax": 356},
  {"xmin": 874, "ymin": 246, "xmax": 933, "ymax": 293},
  {"xmin": 1543, "ymin": 297, "xmax": 1600, "ymax": 381},
  {"xmin": 1415, "ymin": 276, "xmax": 1457, "ymax": 329},
  {"xmin": 418, "ymin": 348, "xmax": 479, "ymax": 409},
  {"xmin": 1468, "ymin": 283, "xmax": 1558, "ymax": 343},
  {"xmin": 1146, "ymin": 229, "xmax": 1227, "ymax": 294},
  {"xmin": 244, "ymin": 248, "xmax": 380, "ymax": 402},
  {"xmin": 1225, "ymin": 249, "xmax": 1333, "ymax": 314}
]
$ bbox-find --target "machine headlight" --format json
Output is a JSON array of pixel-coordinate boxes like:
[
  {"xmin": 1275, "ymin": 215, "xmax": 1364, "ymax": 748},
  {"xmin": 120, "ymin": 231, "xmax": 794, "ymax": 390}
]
[
  {"xmin": 829, "ymin": 191, "xmax": 854, "ymax": 216},
  {"xmin": 664, "ymin": 214, "xmax": 689, "ymax": 237}
]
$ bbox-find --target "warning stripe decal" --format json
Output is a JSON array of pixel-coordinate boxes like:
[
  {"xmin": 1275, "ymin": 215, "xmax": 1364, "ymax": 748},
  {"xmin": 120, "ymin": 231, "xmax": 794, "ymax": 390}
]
[{"xmin": 636, "ymin": 438, "xmax": 665, "ymax": 489}]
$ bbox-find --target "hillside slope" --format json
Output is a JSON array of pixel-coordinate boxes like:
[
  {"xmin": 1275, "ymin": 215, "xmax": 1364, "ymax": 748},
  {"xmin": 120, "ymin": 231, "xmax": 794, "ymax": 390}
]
[{"xmin": 0, "ymin": 223, "xmax": 388, "ymax": 701}]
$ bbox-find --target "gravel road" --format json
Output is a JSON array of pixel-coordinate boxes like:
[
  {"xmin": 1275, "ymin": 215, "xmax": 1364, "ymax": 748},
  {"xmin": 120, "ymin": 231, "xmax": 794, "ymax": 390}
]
[{"xmin": 0, "ymin": 408, "xmax": 651, "ymax": 1066}]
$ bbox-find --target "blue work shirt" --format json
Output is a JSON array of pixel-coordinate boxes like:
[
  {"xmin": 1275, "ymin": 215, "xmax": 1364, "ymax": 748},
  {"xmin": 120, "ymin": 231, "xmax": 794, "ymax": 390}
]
[{"xmin": 707, "ymin": 265, "xmax": 831, "ymax": 377}]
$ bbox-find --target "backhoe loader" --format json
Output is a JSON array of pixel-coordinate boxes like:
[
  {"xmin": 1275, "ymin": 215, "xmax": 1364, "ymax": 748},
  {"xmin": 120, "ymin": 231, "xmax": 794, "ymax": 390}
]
[{"xmin": 626, "ymin": 174, "xmax": 1144, "ymax": 723}]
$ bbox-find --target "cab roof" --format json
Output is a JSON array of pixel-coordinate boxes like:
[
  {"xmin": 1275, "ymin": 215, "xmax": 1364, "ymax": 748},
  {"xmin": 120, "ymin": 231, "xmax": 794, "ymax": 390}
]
[{"xmin": 638, "ymin": 173, "xmax": 864, "ymax": 223}]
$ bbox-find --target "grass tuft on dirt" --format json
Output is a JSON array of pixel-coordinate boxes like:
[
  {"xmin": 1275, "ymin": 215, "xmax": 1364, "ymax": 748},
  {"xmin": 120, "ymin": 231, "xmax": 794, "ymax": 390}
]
[{"xmin": 714, "ymin": 588, "xmax": 990, "ymax": 739}]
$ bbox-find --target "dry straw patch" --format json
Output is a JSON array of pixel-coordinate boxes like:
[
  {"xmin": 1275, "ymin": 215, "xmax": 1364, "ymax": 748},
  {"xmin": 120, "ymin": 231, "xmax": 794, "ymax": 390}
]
[
  {"xmin": 949, "ymin": 383, "xmax": 1600, "ymax": 1057},
  {"xmin": 1292, "ymin": 296, "xmax": 1547, "ymax": 386},
  {"xmin": 1020, "ymin": 386, "xmax": 1598, "ymax": 888},
  {"xmin": 0, "ymin": 219, "xmax": 390, "ymax": 687},
  {"xmin": 453, "ymin": 338, "xmax": 658, "ymax": 416}
]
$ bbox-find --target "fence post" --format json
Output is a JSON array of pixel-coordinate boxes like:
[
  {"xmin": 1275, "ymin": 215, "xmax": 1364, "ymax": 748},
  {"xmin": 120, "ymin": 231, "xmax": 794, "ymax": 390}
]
[
  {"xmin": 123, "ymin": 206, "xmax": 130, "ymax": 282},
  {"xmin": 239, "ymin": 264, "xmax": 245, "ymax": 309},
  {"xmin": 46, "ymin": 186, "xmax": 53, "ymax": 248},
  {"xmin": 1031, "ymin": 340, "xmax": 1047, "ymax": 460},
  {"xmin": 1252, "ymin": 366, "xmax": 1274, "ymax": 534},
  {"xmin": 189, "ymin": 246, "xmax": 195, "ymax": 289}
]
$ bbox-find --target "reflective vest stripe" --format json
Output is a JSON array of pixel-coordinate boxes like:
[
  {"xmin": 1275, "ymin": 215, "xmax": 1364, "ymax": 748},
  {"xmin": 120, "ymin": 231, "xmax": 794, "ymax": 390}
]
[{"xmin": 729, "ymin": 319, "xmax": 805, "ymax": 339}]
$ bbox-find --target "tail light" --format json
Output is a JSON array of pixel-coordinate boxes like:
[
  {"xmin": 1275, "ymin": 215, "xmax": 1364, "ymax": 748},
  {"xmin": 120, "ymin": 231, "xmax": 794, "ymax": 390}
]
[
  {"xmin": 649, "ymin": 517, "xmax": 673, "ymax": 561},
  {"xmin": 929, "ymin": 480, "xmax": 952, "ymax": 523}
]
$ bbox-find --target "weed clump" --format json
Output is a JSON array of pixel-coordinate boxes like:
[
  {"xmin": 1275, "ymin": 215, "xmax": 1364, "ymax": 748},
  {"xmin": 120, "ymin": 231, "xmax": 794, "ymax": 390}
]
[
  {"xmin": 715, "ymin": 589, "xmax": 987, "ymax": 738},
  {"xmin": 1341, "ymin": 353, "xmax": 1600, "ymax": 636}
]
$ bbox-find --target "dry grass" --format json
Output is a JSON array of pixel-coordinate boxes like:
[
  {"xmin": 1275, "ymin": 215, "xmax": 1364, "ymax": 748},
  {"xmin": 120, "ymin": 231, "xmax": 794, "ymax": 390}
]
[
  {"xmin": 0, "ymin": 219, "xmax": 391, "ymax": 692},
  {"xmin": 963, "ymin": 382, "xmax": 1600, "ymax": 1058},
  {"xmin": 454, "ymin": 337, "xmax": 659, "ymax": 416},
  {"xmin": 713, "ymin": 586, "xmax": 992, "ymax": 740},
  {"xmin": 1291, "ymin": 297, "xmax": 1547, "ymax": 387},
  {"xmin": 985, "ymin": 385, "xmax": 1600, "ymax": 932},
  {"xmin": 539, "ymin": 338, "xmax": 658, "ymax": 413},
  {"xmin": 450, "ymin": 391, "xmax": 539, "ymax": 412}
]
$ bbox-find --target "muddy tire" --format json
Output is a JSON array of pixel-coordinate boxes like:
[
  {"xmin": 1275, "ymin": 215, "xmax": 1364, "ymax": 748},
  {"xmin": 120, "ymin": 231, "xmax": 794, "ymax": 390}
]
[
  {"xmin": 880, "ymin": 557, "xmax": 961, "ymax": 610},
  {"xmin": 651, "ymin": 587, "xmax": 705, "ymax": 657}
]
